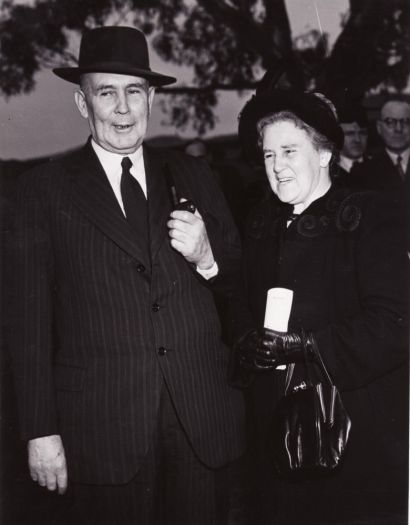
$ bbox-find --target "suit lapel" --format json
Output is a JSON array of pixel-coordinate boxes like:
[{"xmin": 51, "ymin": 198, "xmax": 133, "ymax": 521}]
[
  {"xmin": 68, "ymin": 140, "xmax": 151, "ymax": 267},
  {"xmin": 144, "ymin": 146, "xmax": 172, "ymax": 261}
]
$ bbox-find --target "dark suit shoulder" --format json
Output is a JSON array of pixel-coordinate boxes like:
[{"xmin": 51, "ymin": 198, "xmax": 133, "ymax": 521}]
[
  {"xmin": 144, "ymin": 145, "xmax": 212, "ymax": 175},
  {"xmin": 144, "ymin": 144, "xmax": 220, "ymax": 197}
]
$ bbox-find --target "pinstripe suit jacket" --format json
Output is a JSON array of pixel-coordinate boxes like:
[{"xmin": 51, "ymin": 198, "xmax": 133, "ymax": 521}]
[{"xmin": 11, "ymin": 140, "xmax": 245, "ymax": 484}]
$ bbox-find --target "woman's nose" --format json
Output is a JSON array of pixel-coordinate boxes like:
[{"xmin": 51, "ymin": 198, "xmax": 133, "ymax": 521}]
[{"xmin": 273, "ymin": 156, "xmax": 284, "ymax": 173}]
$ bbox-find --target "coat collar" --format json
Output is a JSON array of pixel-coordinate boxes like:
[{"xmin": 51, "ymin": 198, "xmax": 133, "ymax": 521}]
[
  {"xmin": 67, "ymin": 140, "xmax": 171, "ymax": 267},
  {"xmin": 144, "ymin": 145, "xmax": 173, "ymax": 260}
]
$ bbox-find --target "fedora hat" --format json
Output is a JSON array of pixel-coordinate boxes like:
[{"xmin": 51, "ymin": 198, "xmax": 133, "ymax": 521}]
[
  {"xmin": 53, "ymin": 26, "xmax": 176, "ymax": 86},
  {"xmin": 238, "ymin": 89, "xmax": 344, "ymax": 164}
]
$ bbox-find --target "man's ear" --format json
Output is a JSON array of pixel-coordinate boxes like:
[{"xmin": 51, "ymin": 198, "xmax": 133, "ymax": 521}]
[
  {"xmin": 376, "ymin": 119, "xmax": 382, "ymax": 137},
  {"xmin": 147, "ymin": 86, "xmax": 155, "ymax": 116},
  {"xmin": 74, "ymin": 89, "xmax": 89, "ymax": 119},
  {"xmin": 319, "ymin": 150, "xmax": 332, "ymax": 168}
]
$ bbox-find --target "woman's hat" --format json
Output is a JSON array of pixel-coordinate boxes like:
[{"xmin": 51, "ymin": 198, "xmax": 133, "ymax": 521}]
[
  {"xmin": 53, "ymin": 26, "xmax": 176, "ymax": 86},
  {"xmin": 238, "ymin": 89, "xmax": 344, "ymax": 163}
]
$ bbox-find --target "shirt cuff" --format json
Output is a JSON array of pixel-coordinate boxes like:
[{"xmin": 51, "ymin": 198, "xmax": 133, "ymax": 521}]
[{"xmin": 196, "ymin": 261, "xmax": 219, "ymax": 280}]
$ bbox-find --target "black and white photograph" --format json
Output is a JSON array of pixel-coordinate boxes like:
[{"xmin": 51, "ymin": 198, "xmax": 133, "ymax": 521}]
[{"xmin": 1, "ymin": 1, "xmax": 409, "ymax": 524}]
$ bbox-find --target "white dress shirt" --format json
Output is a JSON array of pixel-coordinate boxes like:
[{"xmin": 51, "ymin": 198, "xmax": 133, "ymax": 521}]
[
  {"xmin": 91, "ymin": 139, "xmax": 147, "ymax": 216},
  {"xmin": 339, "ymin": 155, "xmax": 363, "ymax": 173},
  {"xmin": 91, "ymin": 139, "xmax": 218, "ymax": 279},
  {"xmin": 385, "ymin": 147, "xmax": 410, "ymax": 175}
]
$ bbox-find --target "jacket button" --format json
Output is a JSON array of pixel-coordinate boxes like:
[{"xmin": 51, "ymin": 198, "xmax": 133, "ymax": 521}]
[
  {"xmin": 152, "ymin": 303, "xmax": 160, "ymax": 312},
  {"xmin": 136, "ymin": 264, "xmax": 145, "ymax": 273},
  {"xmin": 158, "ymin": 346, "xmax": 167, "ymax": 356}
]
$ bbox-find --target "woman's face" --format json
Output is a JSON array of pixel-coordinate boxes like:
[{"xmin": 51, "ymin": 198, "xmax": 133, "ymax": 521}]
[{"xmin": 262, "ymin": 120, "xmax": 332, "ymax": 213}]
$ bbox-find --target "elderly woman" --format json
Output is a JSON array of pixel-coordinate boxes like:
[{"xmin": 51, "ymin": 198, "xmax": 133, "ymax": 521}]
[{"xmin": 231, "ymin": 90, "xmax": 408, "ymax": 524}]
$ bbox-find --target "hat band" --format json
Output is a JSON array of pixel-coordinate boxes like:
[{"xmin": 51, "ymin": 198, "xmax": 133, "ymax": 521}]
[{"xmin": 78, "ymin": 60, "xmax": 153, "ymax": 73}]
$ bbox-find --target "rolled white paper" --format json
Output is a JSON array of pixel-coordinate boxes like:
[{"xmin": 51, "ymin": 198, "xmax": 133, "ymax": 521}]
[{"xmin": 263, "ymin": 287, "xmax": 294, "ymax": 333}]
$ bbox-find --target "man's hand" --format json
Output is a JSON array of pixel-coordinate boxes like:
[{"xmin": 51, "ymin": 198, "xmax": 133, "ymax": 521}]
[
  {"xmin": 28, "ymin": 434, "xmax": 68, "ymax": 495},
  {"xmin": 167, "ymin": 205, "xmax": 215, "ymax": 269}
]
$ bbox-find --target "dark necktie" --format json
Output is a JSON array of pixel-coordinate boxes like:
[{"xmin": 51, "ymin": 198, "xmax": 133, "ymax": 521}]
[
  {"xmin": 396, "ymin": 155, "xmax": 405, "ymax": 180},
  {"xmin": 120, "ymin": 157, "xmax": 148, "ymax": 242}
]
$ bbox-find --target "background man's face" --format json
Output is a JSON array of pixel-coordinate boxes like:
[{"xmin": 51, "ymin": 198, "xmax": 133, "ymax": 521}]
[
  {"xmin": 341, "ymin": 122, "xmax": 368, "ymax": 160},
  {"xmin": 75, "ymin": 72, "xmax": 155, "ymax": 154},
  {"xmin": 376, "ymin": 101, "xmax": 410, "ymax": 153}
]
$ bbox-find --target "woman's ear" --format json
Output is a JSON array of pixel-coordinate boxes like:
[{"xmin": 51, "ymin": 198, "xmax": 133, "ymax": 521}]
[{"xmin": 319, "ymin": 150, "xmax": 332, "ymax": 168}]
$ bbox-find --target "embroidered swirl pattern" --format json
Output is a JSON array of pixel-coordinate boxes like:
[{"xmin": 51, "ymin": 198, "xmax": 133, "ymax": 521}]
[{"xmin": 296, "ymin": 214, "xmax": 329, "ymax": 237}]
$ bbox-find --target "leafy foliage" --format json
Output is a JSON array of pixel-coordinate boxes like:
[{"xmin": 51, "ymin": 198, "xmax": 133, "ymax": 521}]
[{"xmin": 0, "ymin": 0, "xmax": 408, "ymax": 132}]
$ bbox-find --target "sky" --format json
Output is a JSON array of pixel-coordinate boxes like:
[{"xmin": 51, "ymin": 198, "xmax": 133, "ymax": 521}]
[{"xmin": 0, "ymin": 0, "xmax": 349, "ymax": 160}]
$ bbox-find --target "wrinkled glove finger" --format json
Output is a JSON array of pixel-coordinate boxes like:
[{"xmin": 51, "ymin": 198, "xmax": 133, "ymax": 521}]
[
  {"xmin": 255, "ymin": 347, "xmax": 278, "ymax": 361},
  {"xmin": 239, "ymin": 355, "xmax": 259, "ymax": 370},
  {"xmin": 253, "ymin": 356, "xmax": 276, "ymax": 371}
]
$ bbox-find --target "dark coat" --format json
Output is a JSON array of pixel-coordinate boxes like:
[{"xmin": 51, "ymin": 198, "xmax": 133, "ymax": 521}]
[
  {"xmin": 230, "ymin": 185, "xmax": 408, "ymax": 523},
  {"xmin": 349, "ymin": 148, "xmax": 408, "ymax": 191},
  {"xmin": 10, "ymin": 141, "xmax": 245, "ymax": 484}
]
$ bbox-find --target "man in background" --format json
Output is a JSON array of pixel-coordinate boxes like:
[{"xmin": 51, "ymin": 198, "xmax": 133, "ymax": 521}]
[
  {"xmin": 10, "ymin": 25, "xmax": 244, "ymax": 525},
  {"xmin": 338, "ymin": 105, "xmax": 369, "ymax": 174},
  {"xmin": 352, "ymin": 97, "xmax": 410, "ymax": 191}
]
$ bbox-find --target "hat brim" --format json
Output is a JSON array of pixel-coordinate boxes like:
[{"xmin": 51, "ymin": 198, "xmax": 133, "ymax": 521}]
[
  {"xmin": 53, "ymin": 63, "xmax": 176, "ymax": 87},
  {"xmin": 238, "ymin": 90, "xmax": 344, "ymax": 163}
]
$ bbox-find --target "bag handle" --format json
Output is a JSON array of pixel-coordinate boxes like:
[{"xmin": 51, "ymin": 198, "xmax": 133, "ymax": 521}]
[
  {"xmin": 310, "ymin": 337, "xmax": 335, "ymax": 387},
  {"xmin": 284, "ymin": 332, "xmax": 336, "ymax": 394}
]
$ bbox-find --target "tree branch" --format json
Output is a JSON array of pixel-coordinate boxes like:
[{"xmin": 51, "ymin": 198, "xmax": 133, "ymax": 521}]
[{"xmin": 157, "ymin": 82, "xmax": 258, "ymax": 94}]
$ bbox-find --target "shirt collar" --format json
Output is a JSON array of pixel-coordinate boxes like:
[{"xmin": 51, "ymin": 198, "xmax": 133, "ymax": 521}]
[
  {"xmin": 339, "ymin": 155, "xmax": 363, "ymax": 172},
  {"xmin": 385, "ymin": 147, "xmax": 410, "ymax": 167},
  {"xmin": 91, "ymin": 139, "xmax": 144, "ymax": 178}
]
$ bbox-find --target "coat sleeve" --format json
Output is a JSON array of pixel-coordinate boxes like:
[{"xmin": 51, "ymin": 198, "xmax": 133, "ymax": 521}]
[
  {"xmin": 10, "ymin": 168, "xmax": 59, "ymax": 440},
  {"xmin": 314, "ymin": 192, "xmax": 408, "ymax": 390}
]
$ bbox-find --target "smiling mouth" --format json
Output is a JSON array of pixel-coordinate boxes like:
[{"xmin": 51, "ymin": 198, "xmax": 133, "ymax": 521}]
[
  {"xmin": 114, "ymin": 124, "xmax": 134, "ymax": 130},
  {"xmin": 278, "ymin": 177, "xmax": 293, "ymax": 184}
]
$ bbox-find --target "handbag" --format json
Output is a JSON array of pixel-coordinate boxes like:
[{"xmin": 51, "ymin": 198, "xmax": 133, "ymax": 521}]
[{"xmin": 271, "ymin": 337, "xmax": 352, "ymax": 478}]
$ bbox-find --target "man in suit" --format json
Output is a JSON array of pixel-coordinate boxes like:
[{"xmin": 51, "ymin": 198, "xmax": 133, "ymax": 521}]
[
  {"xmin": 351, "ymin": 97, "xmax": 410, "ymax": 191},
  {"xmin": 338, "ymin": 105, "xmax": 369, "ymax": 173},
  {"xmin": 333, "ymin": 104, "xmax": 370, "ymax": 188},
  {"xmin": 11, "ymin": 26, "xmax": 244, "ymax": 525}
]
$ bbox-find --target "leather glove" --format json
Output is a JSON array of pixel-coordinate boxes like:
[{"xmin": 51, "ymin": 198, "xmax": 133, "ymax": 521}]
[{"xmin": 255, "ymin": 328, "xmax": 315, "ymax": 370}]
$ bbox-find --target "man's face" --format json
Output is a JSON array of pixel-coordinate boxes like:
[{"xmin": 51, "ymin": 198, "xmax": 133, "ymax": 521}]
[
  {"xmin": 376, "ymin": 100, "xmax": 410, "ymax": 153},
  {"xmin": 262, "ymin": 120, "xmax": 331, "ymax": 214},
  {"xmin": 341, "ymin": 122, "xmax": 368, "ymax": 160},
  {"xmin": 75, "ymin": 73, "xmax": 155, "ymax": 154}
]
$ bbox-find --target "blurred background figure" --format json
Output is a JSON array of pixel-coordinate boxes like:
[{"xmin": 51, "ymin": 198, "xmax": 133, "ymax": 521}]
[
  {"xmin": 352, "ymin": 97, "xmax": 410, "ymax": 191},
  {"xmin": 337, "ymin": 105, "xmax": 369, "ymax": 173},
  {"xmin": 184, "ymin": 137, "xmax": 214, "ymax": 164}
]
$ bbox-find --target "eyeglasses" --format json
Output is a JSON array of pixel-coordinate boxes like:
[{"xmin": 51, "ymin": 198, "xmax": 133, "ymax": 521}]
[{"xmin": 381, "ymin": 118, "xmax": 410, "ymax": 129}]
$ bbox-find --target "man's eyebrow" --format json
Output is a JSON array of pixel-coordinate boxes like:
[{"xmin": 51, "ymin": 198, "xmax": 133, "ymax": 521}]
[
  {"xmin": 95, "ymin": 84, "xmax": 116, "ymax": 91},
  {"xmin": 95, "ymin": 81, "xmax": 146, "ymax": 91}
]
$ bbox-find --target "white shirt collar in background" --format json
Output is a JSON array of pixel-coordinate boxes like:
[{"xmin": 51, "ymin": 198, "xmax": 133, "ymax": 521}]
[
  {"xmin": 385, "ymin": 147, "xmax": 410, "ymax": 172},
  {"xmin": 339, "ymin": 155, "xmax": 363, "ymax": 173},
  {"xmin": 91, "ymin": 139, "xmax": 147, "ymax": 215}
]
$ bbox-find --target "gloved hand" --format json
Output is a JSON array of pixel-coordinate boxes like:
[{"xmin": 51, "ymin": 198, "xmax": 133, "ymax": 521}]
[
  {"xmin": 256, "ymin": 328, "xmax": 316, "ymax": 370},
  {"xmin": 235, "ymin": 328, "xmax": 315, "ymax": 372}
]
